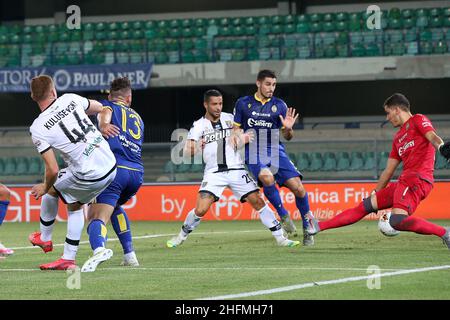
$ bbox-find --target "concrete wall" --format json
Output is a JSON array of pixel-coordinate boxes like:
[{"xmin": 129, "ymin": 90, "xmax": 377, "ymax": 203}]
[{"xmin": 150, "ymin": 55, "xmax": 450, "ymax": 87}]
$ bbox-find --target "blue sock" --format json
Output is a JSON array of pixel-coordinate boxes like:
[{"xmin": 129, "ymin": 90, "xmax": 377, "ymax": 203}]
[
  {"xmin": 295, "ymin": 193, "xmax": 311, "ymax": 229},
  {"xmin": 263, "ymin": 184, "xmax": 289, "ymax": 218},
  {"xmin": 111, "ymin": 206, "xmax": 134, "ymax": 254},
  {"xmin": 0, "ymin": 200, "xmax": 9, "ymax": 225},
  {"xmin": 87, "ymin": 219, "xmax": 107, "ymax": 251}
]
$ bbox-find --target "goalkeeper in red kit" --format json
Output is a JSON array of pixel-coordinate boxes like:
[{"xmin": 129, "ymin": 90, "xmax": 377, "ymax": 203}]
[{"xmin": 305, "ymin": 93, "xmax": 450, "ymax": 248}]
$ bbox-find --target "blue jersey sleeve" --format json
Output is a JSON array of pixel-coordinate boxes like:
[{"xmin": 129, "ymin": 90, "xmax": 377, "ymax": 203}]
[{"xmin": 233, "ymin": 98, "xmax": 245, "ymax": 127}]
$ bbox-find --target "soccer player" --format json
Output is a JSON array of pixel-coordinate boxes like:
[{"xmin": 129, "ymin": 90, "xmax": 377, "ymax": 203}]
[
  {"xmin": 305, "ymin": 93, "xmax": 450, "ymax": 248},
  {"xmin": 28, "ymin": 75, "xmax": 117, "ymax": 270},
  {"xmin": 233, "ymin": 69, "xmax": 314, "ymax": 245},
  {"xmin": 81, "ymin": 77, "xmax": 144, "ymax": 272},
  {"xmin": 167, "ymin": 89, "xmax": 300, "ymax": 248},
  {"xmin": 0, "ymin": 183, "xmax": 13, "ymax": 257}
]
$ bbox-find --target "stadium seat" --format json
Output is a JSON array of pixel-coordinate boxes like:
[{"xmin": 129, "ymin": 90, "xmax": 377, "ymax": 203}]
[
  {"xmin": 336, "ymin": 152, "xmax": 351, "ymax": 171},
  {"xmin": 176, "ymin": 163, "xmax": 191, "ymax": 173},
  {"xmin": 322, "ymin": 152, "xmax": 337, "ymax": 171},
  {"xmin": 308, "ymin": 152, "xmax": 323, "ymax": 171},
  {"xmin": 435, "ymin": 153, "xmax": 448, "ymax": 169},
  {"xmin": 349, "ymin": 152, "xmax": 364, "ymax": 171},
  {"xmin": 27, "ymin": 157, "xmax": 42, "ymax": 175},
  {"xmin": 163, "ymin": 160, "xmax": 176, "ymax": 173},
  {"xmin": 15, "ymin": 157, "xmax": 29, "ymax": 175},
  {"xmin": 2, "ymin": 158, "xmax": 16, "ymax": 175},
  {"xmin": 296, "ymin": 153, "xmax": 310, "ymax": 172}
]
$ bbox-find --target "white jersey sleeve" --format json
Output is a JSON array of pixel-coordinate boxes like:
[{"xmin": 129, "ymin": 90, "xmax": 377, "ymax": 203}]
[
  {"xmin": 187, "ymin": 120, "xmax": 203, "ymax": 141},
  {"xmin": 63, "ymin": 93, "xmax": 90, "ymax": 112},
  {"xmin": 30, "ymin": 126, "xmax": 51, "ymax": 154}
]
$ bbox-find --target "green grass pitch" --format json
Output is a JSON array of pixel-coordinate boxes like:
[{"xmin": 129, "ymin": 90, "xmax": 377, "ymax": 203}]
[{"xmin": 0, "ymin": 220, "xmax": 449, "ymax": 300}]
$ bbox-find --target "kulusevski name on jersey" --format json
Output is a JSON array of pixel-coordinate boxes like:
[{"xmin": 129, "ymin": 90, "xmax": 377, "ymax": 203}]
[
  {"xmin": 100, "ymin": 100, "xmax": 144, "ymax": 172},
  {"xmin": 233, "ymin": 94, "xmax": 289, "ymax": 161},
  {"xmin": 187, "ymin": 112, "xmax": 244, "ymax": 174},
  {"xmin": 30, "ymin": 93, "xmax": 116, "ymax": 180},
  {"xmin": 43, "ymin": 101, "xmax": 78, "ymax": 130}
]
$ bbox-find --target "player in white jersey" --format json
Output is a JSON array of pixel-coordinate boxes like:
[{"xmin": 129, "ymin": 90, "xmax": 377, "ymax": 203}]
[
  {"xmin": 27, "ymin": 75, "xmax": 118, "ymax": 270},
  {"xmin": 167, "ymin": 89, "xmax": 300, "ymax": 248}
]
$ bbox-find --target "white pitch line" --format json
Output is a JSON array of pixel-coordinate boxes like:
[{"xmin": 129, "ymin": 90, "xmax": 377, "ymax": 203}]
[
  {"xmin": 197, "ymin": 264, "xmax": 450, "ymax": 300},
  {"xmin": 9, "ymin": 229, "xmax": 266, "ymax": 251},
  {"xmin": 0, "ymin": 267, "xmax": 406, "ymax": 272}
]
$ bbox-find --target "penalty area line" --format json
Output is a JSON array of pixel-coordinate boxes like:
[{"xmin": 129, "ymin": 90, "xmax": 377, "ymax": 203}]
[{"xmin": 9, "ymin": 229, "xmax": 266, "ymax": 251}]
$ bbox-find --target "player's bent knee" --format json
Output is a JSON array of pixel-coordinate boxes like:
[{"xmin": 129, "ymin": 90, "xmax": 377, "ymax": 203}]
[
  {"xmin": 194, "ymin": 208, "xmax": 208, "ymax": 217},
  {"xmin": 47, "ymin": 187, "xmax": 58, "ymax": 198},
  {"xmin": 389, "ymin": 213, "xmax": 407, "ymax": 229},
  {"xmin": 0, "ymin": 184, "xmax": 11, "ymax": 201},
  {"xmin": 245, "ymin": 192, "xmax": 265, "ymax": 211},
  {"xmin": 363, "ymin": 196, "xmax": 376, "ymax": 213}
]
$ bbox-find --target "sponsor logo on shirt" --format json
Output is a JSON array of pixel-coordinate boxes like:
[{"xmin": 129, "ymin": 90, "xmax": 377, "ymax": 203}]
[
  {"xmin": 204, "ymin": 129, "xmax": 231, "ymax": 144},
  {"xmin": 398, "ymin": 140, "xmax": 415, "ymax": 156},
  {"xmin": 251, "ymin": 111, "xmax": 271, "ymax": 117},
  {"xmin": 82, "ymin": 135, "xmax": 103, "ymax": 157},
  {"xmin": 398, "ymin": 133, "xmax": 408, "ymax": 144},
  {"xmin": 247, "ymin": 118, "xmax": 273, "ymax": 128}
]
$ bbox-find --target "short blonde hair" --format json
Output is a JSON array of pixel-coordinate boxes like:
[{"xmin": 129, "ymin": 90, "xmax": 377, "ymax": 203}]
[{"xmin": 30, "ymin": 75, "xmax": 54, "ymax": 102}]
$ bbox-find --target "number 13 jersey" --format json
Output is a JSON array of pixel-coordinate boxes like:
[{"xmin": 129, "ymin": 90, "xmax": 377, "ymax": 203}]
[{"xmin": 30, "ymin": 93, "xmax": 116, "ymax": 180}]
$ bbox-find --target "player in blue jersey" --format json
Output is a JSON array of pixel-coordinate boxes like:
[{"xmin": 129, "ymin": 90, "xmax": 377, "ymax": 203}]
[
  {"xmin": 0, "ymin": 183, "xmax": 13, "ymax": 257},
  {"xmin": 81, "ymin": 77, "xmax": 144, "ymax": 272},
  {"xmin": 233, "ymin": 69, "xmax": 314, "ymax": 246}
]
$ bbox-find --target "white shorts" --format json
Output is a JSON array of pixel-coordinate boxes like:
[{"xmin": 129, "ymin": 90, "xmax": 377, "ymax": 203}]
[
  {"xmin": 199, "ymin": 169, "xmax": 259, "ymax": 202},
  {"xmin": 53, "ymin": 166, "xmax": 117, "ymax": 205}
]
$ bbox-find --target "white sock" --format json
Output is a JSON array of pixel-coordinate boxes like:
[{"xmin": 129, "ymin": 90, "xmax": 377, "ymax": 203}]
[
  {"xmin": 124, "ymin": 251, "xmax": 137, "ymax": 261},
  {"xmin": 40, "ymin": 194, "xmax": 59, "ymax": 242},
  {"xmin": 181, "ymin": 209, "xmax": 202, "ymax": 237},
  {"xmin": 258, "ymin": 205, "xmax": 285, "ymax": 241},
  {"xmin": 62, "ymin": 209, "xmax": 84, "ymax": 261}
]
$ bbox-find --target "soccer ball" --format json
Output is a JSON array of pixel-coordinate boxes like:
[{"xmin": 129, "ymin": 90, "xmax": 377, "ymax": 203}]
[{"xmin": 378, "ymin": 211, "xmax": 400, "ymax": 237}]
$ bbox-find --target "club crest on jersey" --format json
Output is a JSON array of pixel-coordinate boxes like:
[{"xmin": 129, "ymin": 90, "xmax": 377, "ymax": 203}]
[
  {"xmin": 248, "ymin": 104, "xmax": 252, "ymax": 109},
  {"xmin": 406, "ymin": 123, "xmax": 410, "ymax": 130},
  {"xmin": 271, "ymin": 105, "xmax": 277, "ymax": 113},
  {"xmin": 225, "ymin": 120, "xmax": 233, "ymax": 128},
  {"xmin": 202, "ymin": 181, "xmax": 208, "ymax": 188}
]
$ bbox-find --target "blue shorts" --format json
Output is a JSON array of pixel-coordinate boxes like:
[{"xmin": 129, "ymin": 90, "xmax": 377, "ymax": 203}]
[
  {"xmin": 96, "ymin": 167, "xmax": 143, "ymax": 207},
  {"xmin": 247, "ymin": 154, "xmax": 302, "ymax": 187}
]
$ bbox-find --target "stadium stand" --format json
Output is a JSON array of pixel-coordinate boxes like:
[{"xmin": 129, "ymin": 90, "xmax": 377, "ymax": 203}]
[{"xmin": 1, "ymin": 6, "xmax": 449, "ymax": 67}]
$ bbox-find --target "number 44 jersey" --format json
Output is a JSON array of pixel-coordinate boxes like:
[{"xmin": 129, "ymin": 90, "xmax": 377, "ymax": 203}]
[{"xmin": 30, "ymin": 93, "xmax": 116, "ymax": 180}]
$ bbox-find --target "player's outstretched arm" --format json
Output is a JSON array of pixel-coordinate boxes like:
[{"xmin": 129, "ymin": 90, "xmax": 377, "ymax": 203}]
[
  {"xmin": 98, "ymin": 107, "xmax": 120, "ymax": 139},
  {"xmin": 374, "ymin": 157, "xmax": 400, "ymax": 192},
  {"xmin": 85, "ymin": 99, "xmax": 105, "ymax": 115},
  {"xmin": 31, "ymin": 149, "xmax": 59, "ymax": 200},
  {"xmin": 231, "ymin": 125, "xmax": 254, "ymax": 150},
  {"xmin": 425, "ymin": 131, "xmax": 450, "ymax": 161},
  {"xmin": 184, "ymin": 139, "xmax": 204, "ymax": 157},
  {"xmin": 280, "ymin": 107, "xmax": 299, "ymax": 141}
]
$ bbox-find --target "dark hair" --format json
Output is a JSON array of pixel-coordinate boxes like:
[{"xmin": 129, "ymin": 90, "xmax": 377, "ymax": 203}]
[
  {"xmin": 384, "ymin": 93, "xmax": 410, "ymax": 112},
  {"xmin": 110, "ymin": 77, "xmax": 131, "ymax": 97},
  {"xmin": 257, "ymin": 69, "xmax": 276, "ymax": 81},
  {"xmin": 203, "ymin": 89, "xmax": 222, "ymax": 102}
]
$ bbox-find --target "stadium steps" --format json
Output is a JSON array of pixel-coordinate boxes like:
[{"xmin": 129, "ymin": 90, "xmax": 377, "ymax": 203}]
[{"xmin": 3, "ymin": 5, "xmax": 450, "ymax": 67}]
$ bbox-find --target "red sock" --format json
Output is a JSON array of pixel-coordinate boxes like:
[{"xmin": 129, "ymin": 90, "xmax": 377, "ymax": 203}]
[
  {"xmin": 319, "ymin": 202, "xmax": 368, "ymax": 231},
  {"xmin": 395, "ymin": 216, "xmax": 446, "ymax": 237}
]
